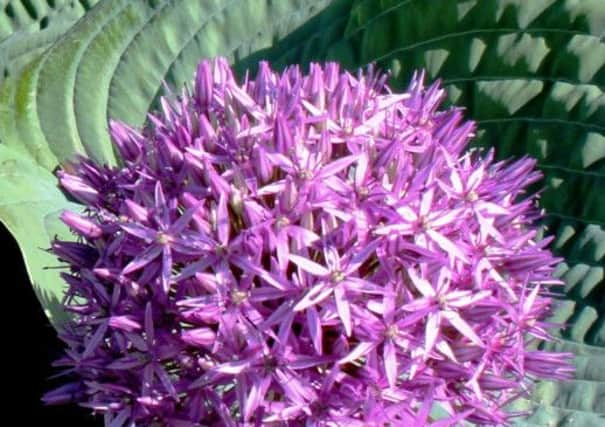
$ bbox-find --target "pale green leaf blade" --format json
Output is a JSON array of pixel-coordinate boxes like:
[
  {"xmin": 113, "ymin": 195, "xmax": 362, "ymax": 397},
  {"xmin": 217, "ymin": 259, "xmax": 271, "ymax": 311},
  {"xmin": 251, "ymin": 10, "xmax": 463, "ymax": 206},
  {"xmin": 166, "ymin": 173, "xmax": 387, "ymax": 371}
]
[
  {"xmin": 0, "ymin": 144, "xmax": 81, "ymax": 326},
  {"xmin": 0, "ymin": 0, "xmax": 101, "ymax": 79}
]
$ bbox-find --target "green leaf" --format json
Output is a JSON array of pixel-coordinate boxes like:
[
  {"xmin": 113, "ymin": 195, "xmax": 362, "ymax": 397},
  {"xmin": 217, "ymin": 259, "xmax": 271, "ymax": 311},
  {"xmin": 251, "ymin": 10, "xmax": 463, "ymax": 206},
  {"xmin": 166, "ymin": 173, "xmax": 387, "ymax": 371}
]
[
  {"xmin": 0, "ymin": 144, "xmax": 81, "ymax": 326},
  {"xmin": 1, "ymin": 0, "xmax": 603, "ymax": 424},
  {"xmin": 340, "ymin": 0, "xmax": 604, "ymax": 425},
  {"xmin": 0, "ymin": 1, "xmax": 98, "ymax": 40},
  {"xmin": 0, "ymin": 0, "xmax": 101, "ymax": 79}
]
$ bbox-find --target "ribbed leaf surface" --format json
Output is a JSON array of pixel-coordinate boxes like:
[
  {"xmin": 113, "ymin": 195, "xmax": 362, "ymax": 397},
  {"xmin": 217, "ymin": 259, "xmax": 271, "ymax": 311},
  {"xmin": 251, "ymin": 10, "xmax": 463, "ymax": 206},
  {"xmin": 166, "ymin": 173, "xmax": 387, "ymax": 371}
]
[{"xmin": 0, "ymin": 0, "xmax": 603, "ymax": 424}]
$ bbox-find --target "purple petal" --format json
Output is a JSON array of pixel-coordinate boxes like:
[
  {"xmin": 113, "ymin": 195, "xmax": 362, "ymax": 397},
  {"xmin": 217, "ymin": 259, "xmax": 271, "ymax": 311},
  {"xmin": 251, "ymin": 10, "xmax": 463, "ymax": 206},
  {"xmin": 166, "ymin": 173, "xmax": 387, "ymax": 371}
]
[
  {"xmin": 181, "ymin": 327, "xmax": 216, "ymax": 348},
  {"xmin": 119, "ymin": 223, "xmax": 156, "ymax": 242},
  {"xmin": 446, "ymin": 290, "xmax": 491, "ymax": 308},
  {"xmin": 217, "ymin": 193, "xmax": 230, "ymax": 245},
  {"xmin": 345, "ymin": 239, "xmax": 379, "ymax": 275},
  {"xmin": 424, "ymin": 312, "xmax": 440, "ymax": 357},
  {"xmin": 275, "ymin": 230, "xmax": 290, "ymax": 272},
  {"xmin": 82, "ymin": 320, "xmax": 108, "ymax": 359},
  {"xmin": 161, "ymin": 245, "xmax": 172, "ymax": 294},
  {"xmin": 419, "ymin": 188, "xmax": 434, "ymax": 217},
  {"xmin": 293, "ymin": 282, "xmax": 333, "ymax": 312},
  {"xmin": 122, "ymin": 245, "xmax": 163, "ymax": 275},
  {"xmin": 244, "ymin": 375, "xmax": 272, "ymax": 420},
  {"xmin": 108, "ymin": 316, "xmax": 141, "ymax": 332},
  {"xmin": 306, "ymin": 306, "xmax": 323, "ymax": 354},
  {"xmin": 232, "ymin": 256, "xmax": 290, "ymax": 291},
  {"xmin": 407, "ymin": 268, "xmax": 436, "ymax": 298},
  {"xmin": 289, "ymin": 254, "xmax": 330, "ymax": 277},
  {"xmin": 426, "ymin": 229, "xmax": 470, "ymax": 263},
  {"xmin": 338, "ymin": 341, "xmax": 377, "ymax": 365},
  {"xmin": 144, "ymin": 302, "xmax": 154, "ymax": 344},
  {"xmin": 383, "ymin": 340, "xmax": 398, "ymax": 388},
  {"xmin": 154, "ymin": 363, "xmax": 178, "ymax": 400},
  {"xmin": 214, "ymin": 358, "xmax": 253, "ymax": 375},
  {"xmin": 442, "ymin": 310, "xmax": 483, "ymax": 347},
  {"xmin": 60, "ymin": 210, "xmax": 103, "ymax": 239},
  {"xmin": 123, "ymin": 199, "xmax": 150, "ymax": 223},
  {"xmin": 286, "ymin": 225, "xmax": 320, "ymax": 249},
  {"xmin": 317, "ymin": 153, "xmax": 360, "ymax": 180},
  {"xmin": 334, "ymin": 285, "xmax": 352, "ymax": 336}
]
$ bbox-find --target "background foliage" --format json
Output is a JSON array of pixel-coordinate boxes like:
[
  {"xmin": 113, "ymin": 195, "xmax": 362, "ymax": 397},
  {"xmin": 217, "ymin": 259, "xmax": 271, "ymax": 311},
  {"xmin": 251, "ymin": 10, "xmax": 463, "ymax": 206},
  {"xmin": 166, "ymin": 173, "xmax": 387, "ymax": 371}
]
[{"xmin": 0, "ymin": 0, "xmax": 602, "ymax": 424}]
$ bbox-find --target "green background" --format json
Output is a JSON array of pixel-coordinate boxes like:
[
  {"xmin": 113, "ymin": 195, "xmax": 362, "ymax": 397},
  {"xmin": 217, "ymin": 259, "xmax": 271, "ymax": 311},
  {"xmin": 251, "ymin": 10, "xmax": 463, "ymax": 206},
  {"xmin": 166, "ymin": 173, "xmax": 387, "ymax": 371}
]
[{"xmin": 0, "ymin": 1, "xmax": 603, "ymax": 424}]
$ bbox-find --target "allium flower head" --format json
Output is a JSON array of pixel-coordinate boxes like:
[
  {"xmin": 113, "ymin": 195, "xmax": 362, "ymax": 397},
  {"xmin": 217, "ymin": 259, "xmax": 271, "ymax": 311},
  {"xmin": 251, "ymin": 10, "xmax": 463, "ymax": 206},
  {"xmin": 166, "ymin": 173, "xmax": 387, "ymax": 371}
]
[{"xmin": 45, "ymin": 58, "xmax": 573, "ymax": 426}]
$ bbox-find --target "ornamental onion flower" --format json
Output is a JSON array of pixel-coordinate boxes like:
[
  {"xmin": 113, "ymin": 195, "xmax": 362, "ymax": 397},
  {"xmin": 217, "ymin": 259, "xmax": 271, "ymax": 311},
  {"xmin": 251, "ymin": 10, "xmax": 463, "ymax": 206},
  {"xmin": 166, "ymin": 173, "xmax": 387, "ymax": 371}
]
[{"xmin": 44, "ymin": 57, "xmax": 573, "ymax": 426}]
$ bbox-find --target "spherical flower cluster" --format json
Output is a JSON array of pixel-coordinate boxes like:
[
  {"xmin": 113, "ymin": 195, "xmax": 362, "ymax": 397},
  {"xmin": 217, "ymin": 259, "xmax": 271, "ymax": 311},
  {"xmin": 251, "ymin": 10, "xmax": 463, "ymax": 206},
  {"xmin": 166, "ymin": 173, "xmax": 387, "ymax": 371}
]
[{"xmin": 44, "ymin": 58, "xmax": 573, "ymax": 426}]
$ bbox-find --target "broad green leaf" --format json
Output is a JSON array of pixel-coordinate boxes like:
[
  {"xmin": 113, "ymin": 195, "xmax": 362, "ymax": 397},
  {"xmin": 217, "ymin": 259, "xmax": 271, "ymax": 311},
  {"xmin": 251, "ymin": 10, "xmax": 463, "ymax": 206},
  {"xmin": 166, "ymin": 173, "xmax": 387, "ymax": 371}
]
[
  {"xmin": 1, "ymin": 0, "xmax": 604, "ymax": 424},
  {"xmin": 0, "ymin": 0, "xmax": 101, "ymax": 79},
  {"xmin": 0, "ymin": 1, "xmax": 99, "ymax": 40},
  {"xmin": 0, "ymin": 144, "xmax": 81, "ymax": 326},
  {"xmin": 340, "ymin": 0, "xmax": 604, "ymax": 425}
]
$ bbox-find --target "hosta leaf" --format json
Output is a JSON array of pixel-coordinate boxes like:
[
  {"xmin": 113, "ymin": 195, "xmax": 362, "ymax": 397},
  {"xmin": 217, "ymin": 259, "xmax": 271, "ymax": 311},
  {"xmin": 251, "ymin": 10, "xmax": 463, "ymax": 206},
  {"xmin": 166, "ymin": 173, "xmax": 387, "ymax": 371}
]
[
  {"xmin": 0, "ymin": 0, "xmax": 101, "ymax": 79},
  {"xmin": 0, "ymin": 144, "xmax": 81, "ymax": 325},
  {"xmin": 0, "ymin": 0, "xmax": 99, "ymax": 40},
  {"xmin": 340, "ymin": 0, "xmax": 604, "ymax": 425},
  {"xmin": 1, "ymin": 0, "xmax": 604, "ymax": 425}
]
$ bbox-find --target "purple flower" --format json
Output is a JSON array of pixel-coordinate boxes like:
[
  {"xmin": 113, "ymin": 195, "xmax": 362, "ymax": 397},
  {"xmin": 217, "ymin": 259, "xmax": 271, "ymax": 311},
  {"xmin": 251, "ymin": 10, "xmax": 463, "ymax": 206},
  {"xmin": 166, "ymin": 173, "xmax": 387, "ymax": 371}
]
[{"xmin": 45, "ymin": 58, "xmax": 572, "ymax": 426}]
